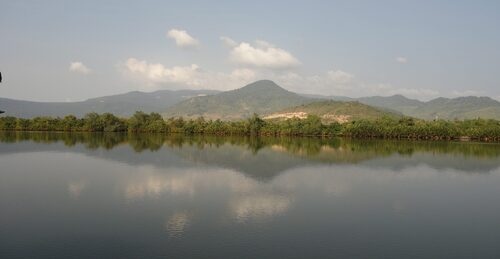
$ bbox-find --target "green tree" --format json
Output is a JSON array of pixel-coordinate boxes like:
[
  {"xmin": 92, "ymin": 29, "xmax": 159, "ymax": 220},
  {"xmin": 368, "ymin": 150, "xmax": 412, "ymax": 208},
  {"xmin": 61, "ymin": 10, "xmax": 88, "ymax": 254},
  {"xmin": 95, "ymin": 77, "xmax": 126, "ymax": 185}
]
[{"xmin": 247, "ymin": 113, "xmax": 265, "ymax": 135}]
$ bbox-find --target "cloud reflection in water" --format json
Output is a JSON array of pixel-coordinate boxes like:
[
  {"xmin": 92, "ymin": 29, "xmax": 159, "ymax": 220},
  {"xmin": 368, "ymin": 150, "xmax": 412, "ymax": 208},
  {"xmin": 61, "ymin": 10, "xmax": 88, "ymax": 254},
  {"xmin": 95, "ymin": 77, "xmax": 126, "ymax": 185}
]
[
  {"xmin": 230, "ymin": 194, "xmax": 292, "ymax": 222},
  {"xmin": 165, "ymin": 211, "xmax": 191, "ymax": 238},
  {"xmin": 67, "ymin": 181, "xmax": 86, "ymax": 199}
]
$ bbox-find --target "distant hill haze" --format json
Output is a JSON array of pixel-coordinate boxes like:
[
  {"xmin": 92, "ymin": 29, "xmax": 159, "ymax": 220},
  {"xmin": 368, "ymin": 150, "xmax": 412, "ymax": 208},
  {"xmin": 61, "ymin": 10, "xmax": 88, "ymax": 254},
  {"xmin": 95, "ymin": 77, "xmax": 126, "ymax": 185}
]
[
  {"xmin": 351, "ymin": 95, "xmax": 500, "ymax": 120},
  {"xmin": 1, "ymin": 80, "xmax": 500, "ymax": 120},
  {"xmin": 0, "ymin": 89, "xmax": 219, "ymax": 118}
]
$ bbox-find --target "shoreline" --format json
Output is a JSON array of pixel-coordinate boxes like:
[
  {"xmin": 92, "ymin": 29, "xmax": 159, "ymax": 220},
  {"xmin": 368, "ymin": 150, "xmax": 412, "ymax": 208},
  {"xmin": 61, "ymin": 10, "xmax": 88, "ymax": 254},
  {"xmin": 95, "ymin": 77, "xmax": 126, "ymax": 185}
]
[
  {"xmin": 1, "ymin": 112, "xmax": 500, "ymax": 143},
  {"xmin": 1, "ymin": 129, "xmax": 499, "ymax": 143}
]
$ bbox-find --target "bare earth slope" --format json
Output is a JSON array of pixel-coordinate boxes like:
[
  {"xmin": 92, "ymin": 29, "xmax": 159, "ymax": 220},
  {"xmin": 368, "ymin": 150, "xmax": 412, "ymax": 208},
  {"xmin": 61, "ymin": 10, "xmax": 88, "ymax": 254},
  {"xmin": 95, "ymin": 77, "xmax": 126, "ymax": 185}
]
[{"xmin": 264, "ymin": 100, "xmax": 402, "ymax": 123}]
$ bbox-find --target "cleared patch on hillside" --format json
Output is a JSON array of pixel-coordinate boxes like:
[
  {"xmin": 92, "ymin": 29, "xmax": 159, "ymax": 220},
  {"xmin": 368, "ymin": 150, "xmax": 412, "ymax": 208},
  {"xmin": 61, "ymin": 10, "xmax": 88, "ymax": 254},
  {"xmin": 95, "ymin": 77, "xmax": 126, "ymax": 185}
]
[{"xmin": 264, "ymin": 100, "xmax": 400, "ymax": 124}]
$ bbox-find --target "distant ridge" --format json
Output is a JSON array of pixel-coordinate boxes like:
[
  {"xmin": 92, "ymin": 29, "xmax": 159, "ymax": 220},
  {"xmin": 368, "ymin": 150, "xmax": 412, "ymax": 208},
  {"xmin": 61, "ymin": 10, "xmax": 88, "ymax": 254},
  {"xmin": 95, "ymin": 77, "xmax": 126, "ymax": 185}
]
[
  {"xmin": 356, "ymin": 95, "xmax": 423, "ymax": 115},
  {"xmin": 1, "ymin": 79, "xmax": 499, "ymax": 120},
  {"xmin": 348, "ymin": 95, "xmax": 500, "ymax": 120},
  {"xmin": 409, "ymin": 96, "xmax": 500, "ymax": 120},
  {"xmin": 0, "ymin": 89, "xmax": 219, "ymax": 118}
]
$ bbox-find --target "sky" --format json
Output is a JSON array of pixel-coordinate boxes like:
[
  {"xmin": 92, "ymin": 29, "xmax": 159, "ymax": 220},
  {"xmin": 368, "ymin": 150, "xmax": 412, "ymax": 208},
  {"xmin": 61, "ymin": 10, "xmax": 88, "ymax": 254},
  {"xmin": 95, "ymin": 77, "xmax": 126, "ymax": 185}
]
[{"xmin": 1, "ymin": 0, "xmax": 499, "ymax": 102}]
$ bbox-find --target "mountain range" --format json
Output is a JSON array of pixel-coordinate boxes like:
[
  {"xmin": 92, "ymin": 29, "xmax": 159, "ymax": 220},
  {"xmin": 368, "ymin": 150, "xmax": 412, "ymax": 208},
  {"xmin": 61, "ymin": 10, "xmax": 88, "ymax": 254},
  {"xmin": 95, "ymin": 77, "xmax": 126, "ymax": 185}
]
[
  {"xmin": 1, "ymin": 80, "xmax": 500, "ymax": 120},
  {"xmin": 351, "ymin": 95, "xmax": 500, "ymax": 120},
  {"xmin": 0, "ymin": 89, "xmax": 218, "ymax": 118}
]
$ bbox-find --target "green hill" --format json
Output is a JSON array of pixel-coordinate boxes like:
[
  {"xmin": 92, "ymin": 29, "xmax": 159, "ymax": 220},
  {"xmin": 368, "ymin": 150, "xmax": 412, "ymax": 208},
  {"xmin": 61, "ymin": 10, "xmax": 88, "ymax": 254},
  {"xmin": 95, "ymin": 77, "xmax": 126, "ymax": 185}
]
[
  {"xmin": 409, "ymin": 96, "xmax": 500, "ymax": 120},
  {"xmin": 163, "ymin": 80, "xmax": 313, "ymax": 120},
  {"xmin": 3, "ymin": 78, "xmax": 499, "ymax": 121},
  {"xmin": 341, "ymin": 95, "xmax": 500, "ymax": 120},
  {"xmin": 357, "ymin": 95, "xmax": 423, "ymax": 115},
  {"xmin": 264, "ymin": 100, "xmax": 401, "ymax": 123}
]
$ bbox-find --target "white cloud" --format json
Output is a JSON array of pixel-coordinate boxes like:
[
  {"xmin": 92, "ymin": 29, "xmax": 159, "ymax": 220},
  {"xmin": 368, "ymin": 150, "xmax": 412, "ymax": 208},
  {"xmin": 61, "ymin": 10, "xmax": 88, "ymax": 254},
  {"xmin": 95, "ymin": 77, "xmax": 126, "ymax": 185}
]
[
  {"xmin": 229, "ymin": 68, "xmax": 256, "ymax": 81},
  {"xmin": 272, "ymin": 70, "xmax": 440, "ymax": 100},
  {"xmin": 220, "ymin": 36, "xmax": 237, "ymax": 48},
  {"xmin": 451, "ymin": 90, "xmax": 484, "ymax": 97},
  {"xmin": 122, "ymin": 58, "xmax": 257, "ymax": 91},
  {"xmin": 167, "ymin": 29, "xmax": 199, "ymax": 48},
  {"xmin": 121, "ymin": 57, "xmax": 438, "ymax": 100},
  {"xmin": 228, "ymin": 40, "xmax": 300, "ymax": 69},
  {"xmin": 273, "ymin": 69, "xmax": 357, "ymax": 94},
  {"xmin": 69, "ymin": 62, "xmax": 91, "ymax": 74},
  {"xmin": 396, "ymin": 57, "xmax": 408, "ymax": 64},
  {"xmin": 124, "ymin": 58, "xmax": 201, "ymax": 86},
  {"xmin": 254, "ymin": 39, "xmax": 274, "ymax": 49},
  {"xmin": 327, "ymin": 70, "xmax": 354, "ymax": 84}
]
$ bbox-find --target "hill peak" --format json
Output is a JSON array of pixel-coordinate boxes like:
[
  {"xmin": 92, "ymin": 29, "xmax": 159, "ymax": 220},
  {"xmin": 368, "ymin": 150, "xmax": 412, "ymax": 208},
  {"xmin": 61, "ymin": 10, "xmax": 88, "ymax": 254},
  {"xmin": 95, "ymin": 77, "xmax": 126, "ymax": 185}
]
[
  {"xmin": 164, "ymin": 80, "xmax": 310, "ymax": 120},
  {"xmin": 239, "ymin": 80, "xmax": 284, "ymax": 91},
  {"xmin": 390, "ymin": 94, "xmax": 411, "ymax": 100}
]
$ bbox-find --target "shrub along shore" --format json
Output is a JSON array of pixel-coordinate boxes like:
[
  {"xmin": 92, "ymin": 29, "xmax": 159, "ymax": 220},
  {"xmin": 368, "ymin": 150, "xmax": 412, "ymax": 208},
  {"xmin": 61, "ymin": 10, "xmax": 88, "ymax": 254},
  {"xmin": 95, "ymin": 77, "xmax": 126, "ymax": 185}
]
[{"xmin": 1, "ymin": 111, "xmax": 500, "ymax": 141}]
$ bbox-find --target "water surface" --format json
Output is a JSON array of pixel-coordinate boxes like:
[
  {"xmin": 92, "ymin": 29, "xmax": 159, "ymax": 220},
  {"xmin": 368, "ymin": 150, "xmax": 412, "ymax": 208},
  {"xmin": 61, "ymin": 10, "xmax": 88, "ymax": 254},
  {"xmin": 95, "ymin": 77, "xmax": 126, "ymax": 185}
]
[{"xmin": 1, "ymin": 132, "xmax": 500, "ymax": 258}]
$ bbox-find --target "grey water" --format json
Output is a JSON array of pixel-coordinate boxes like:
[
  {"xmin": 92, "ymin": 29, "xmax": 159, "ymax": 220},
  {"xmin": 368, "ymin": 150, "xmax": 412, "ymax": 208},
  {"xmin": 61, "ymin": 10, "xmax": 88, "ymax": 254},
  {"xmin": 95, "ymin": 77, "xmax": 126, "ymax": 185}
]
[{"xmin": 1, "ymin": 132, "xmax": 500, "ymax": 258}]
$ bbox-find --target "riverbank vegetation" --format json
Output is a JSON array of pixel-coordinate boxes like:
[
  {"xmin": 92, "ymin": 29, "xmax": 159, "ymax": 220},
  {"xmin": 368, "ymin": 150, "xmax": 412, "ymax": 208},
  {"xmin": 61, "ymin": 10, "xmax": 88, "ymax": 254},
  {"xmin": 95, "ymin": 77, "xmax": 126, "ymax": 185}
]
[
  {"xmin": 2, "ymin": 131, "xmax": 500, "ymax": 160},
  {"xmin": 1, "ymin": 111, "xmax": 500, "ymax": 141}
]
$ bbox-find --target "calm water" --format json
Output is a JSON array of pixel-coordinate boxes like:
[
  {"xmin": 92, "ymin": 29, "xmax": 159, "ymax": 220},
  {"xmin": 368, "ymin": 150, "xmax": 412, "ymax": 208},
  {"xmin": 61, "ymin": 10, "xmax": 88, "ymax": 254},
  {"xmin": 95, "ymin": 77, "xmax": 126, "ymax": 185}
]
[{"xmin": 1, "ymin": 132, "xmax": 500, "ymax": 258}]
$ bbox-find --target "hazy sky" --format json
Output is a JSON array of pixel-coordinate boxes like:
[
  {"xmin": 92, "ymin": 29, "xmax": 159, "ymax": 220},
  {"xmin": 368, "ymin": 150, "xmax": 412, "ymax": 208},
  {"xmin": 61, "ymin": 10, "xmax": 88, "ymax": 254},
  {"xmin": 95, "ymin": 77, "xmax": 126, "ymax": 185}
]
[{"xmin": 1, "ymin": 0, "xmax": 499, "ymax": 101}]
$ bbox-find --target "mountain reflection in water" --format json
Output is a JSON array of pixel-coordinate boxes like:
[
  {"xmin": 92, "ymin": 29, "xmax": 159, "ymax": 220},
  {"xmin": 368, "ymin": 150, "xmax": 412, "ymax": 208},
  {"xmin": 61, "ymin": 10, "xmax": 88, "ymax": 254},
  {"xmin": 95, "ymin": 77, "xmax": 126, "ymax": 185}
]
[
  {"xmin": 1, "ymin": 131, "xmax": 500, "ymax": 176},
  {"xmin": 1, "ymin": 132, "xmax": 500, "ymax": 258}
]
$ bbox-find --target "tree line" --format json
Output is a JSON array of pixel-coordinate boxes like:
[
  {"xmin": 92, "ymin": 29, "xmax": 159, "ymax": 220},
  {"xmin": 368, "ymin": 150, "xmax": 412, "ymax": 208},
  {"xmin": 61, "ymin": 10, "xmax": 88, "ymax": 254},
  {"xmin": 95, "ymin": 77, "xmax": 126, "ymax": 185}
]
[
  {"xmin": 1, "ymin": 111, "xmax": 500, "ymax": 141},
  {"xmin": 3, "ymin": 131, "xmax": 500, "ymax": 159}
]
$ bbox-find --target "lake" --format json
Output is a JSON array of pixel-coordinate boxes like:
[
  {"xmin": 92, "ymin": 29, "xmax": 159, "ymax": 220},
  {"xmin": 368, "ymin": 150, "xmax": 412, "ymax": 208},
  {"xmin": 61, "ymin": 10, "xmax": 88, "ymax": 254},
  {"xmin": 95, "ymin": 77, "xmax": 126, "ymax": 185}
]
[{"xmin": 1, "ymin": 132, "xmax": 500, "ymax": 258}]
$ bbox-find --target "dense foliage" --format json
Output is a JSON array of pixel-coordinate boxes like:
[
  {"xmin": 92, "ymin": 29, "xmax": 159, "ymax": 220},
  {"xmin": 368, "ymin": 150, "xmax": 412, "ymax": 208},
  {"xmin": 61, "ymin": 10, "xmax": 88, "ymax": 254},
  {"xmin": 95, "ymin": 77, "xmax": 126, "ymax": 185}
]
[{"xmin": 1, "ymin": 112, "xmax": 500, "ymax": 141}]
